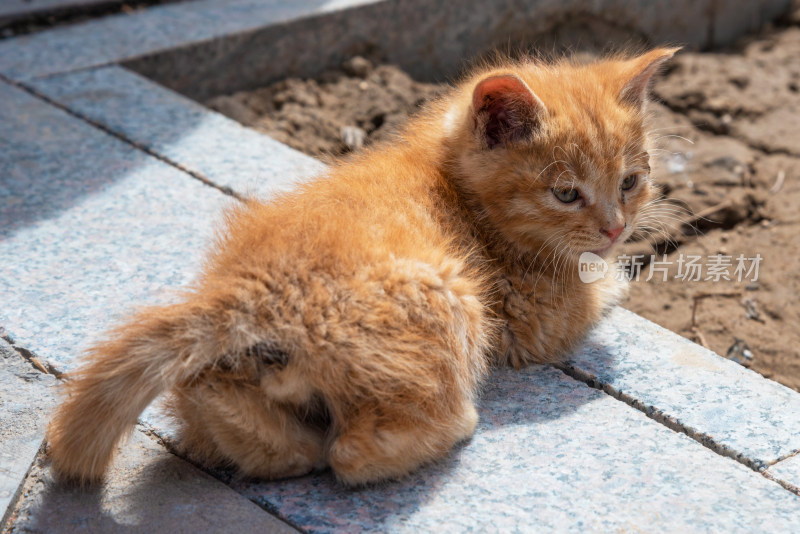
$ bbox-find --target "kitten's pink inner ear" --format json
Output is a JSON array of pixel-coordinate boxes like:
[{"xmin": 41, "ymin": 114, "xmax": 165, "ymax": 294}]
[
  {"xmin": 618, "ymin": 47, "xmax": 681, "ymax": 109},
  {"xmin": 472, "ymin": 74, "xmax": 545, "ymax": 149}
]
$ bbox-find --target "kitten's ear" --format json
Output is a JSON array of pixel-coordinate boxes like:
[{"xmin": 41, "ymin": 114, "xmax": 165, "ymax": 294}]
[
  {"xmin": 618, "ymin": 47, "xmax": 681, "ymax": 110},
  {"xmin": 471, "ymin": 74, "xmax": 546, "ymax": 149}
]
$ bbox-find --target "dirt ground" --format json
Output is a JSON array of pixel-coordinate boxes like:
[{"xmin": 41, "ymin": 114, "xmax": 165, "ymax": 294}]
[{"xmin": 207, "ymin": 15, "xmax": 800, "ymax": 391}]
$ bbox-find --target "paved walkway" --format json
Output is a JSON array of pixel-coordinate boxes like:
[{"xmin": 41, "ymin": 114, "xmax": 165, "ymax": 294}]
[{"xmin": 1, "ymin": 1, "xmax": 799, "ymax": 532}]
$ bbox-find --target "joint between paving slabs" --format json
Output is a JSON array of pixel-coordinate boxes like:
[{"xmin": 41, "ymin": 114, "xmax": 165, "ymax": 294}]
[
  {"xmin": 554, "ymin": 363, "xmax": 768, "ymax": 473},
  {"xmin": 761, "ymin": 469, "xmax": 800, "ymax": 497},
  {"xmin": 1, "ymin": 440, "xmax": 49, "ymax": 530},
  {"xmin": 768, "ymin": 448, "xmax": 800, "ymax": 469},
  {"xmin": 556, "ymin": 362, "xmax": 800, "ymax": 497},
  {"xmin": 246, "ymin": 496, "xmax": 308, "ymax": 534},
  {"xmin": 0, "ymin": 72, "xmax": 244, "ymax": 202},
  {"xmin": 1, "ymin": 332, "xmax": 63, "ymax": 379},
  {"xmin": 136, "ymin": 421, "xmax": 306, "ymax": 532}
]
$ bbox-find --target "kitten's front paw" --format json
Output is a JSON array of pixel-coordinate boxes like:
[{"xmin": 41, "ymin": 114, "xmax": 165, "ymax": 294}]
[
  {"xmin": 495, "ymin": 278, "xmax": 548, "ymax": 367},
  {"xmin": 498, "ymin": 324, "xmax": 536, "ymax": 369}
]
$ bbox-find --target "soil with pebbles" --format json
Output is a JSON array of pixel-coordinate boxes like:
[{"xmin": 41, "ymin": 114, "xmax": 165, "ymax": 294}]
[
  {"xmin": 208, "ymin": 56, "xmax": 443, "ymax": 159},
  {"xmin": 208, "ymin": 17, "xmax": 800, "ymax": 391}
]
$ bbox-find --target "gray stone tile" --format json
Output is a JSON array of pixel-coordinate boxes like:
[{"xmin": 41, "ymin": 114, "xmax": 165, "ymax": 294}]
[
  {"xmin": 5, "ymin": 428, "xmax": 297, "ymax": 533},
  {"xmin": 0, "ymin": 340, "xmax": 57, "ymax": 525},
  {"xmin": 0, "ymin": 0, "xmax": 379, "ymax": 81},
  {"xmin": 562, "ymin": 306, "xmax": 800, "ymax": 469},
  {"xmin": 0, "ymin": 79, "xmax": 231, "ymax": 371},
  {"xmin": 767, "ymin": 455, "xmax": 800, "ymax": 494},
  {"xmin": 27, "ymin": 66, "xmax": 323, "ymax": 199},
  {"xmin": 235, "ymin": 366, "xmax": 800, "ymax": 533}
]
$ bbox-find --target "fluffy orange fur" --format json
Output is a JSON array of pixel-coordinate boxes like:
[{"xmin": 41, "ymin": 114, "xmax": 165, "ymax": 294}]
[{"xmin": 47, "ymin": 48, "xmax": 677, "ymax": 486}]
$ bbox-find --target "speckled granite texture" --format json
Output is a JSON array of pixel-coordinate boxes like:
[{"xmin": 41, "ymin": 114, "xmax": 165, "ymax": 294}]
[
  {"xmin": 563, "ymin": 307, "xmax": 800, "ymax": 469},
  {"xmin": 6, "ymin": 427, "xmax": 298, "ymax": 533},
  {"xmin": 0, "ymin": 0, "xmax": 380, "ymax": 81},
  {"xmin": 28, "ymin": 66, "xmax": 323, "ymax": 198},
  {"xmin": 0, "ymin": 341, "xmax": 57, "ymax": 525},
  {"xmin": 236, "ymin": 366, "xmax": 800, "ymax": 533},
  {"xmin": 0, "ymin": 80, "xmax": 231, "ymax": 370}
]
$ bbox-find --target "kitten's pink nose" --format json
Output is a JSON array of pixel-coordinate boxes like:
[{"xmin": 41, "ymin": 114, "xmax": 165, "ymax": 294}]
[{"xmin": 600, "ymin": 225, "xmax": 625, "ymax": 243}]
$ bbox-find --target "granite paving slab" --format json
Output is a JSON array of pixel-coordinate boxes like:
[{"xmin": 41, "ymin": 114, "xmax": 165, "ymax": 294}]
[
  {"xmin": 0, "ymin": 340, "xmax": 57, "ymax": 526},
  {"xmin": 0, "ymin": 79, "xmax": 232, "ymax": 371},
  {"xmin": 235, "ymin": 366, "xmax": 800, "ymax": 533},
  {"xmin": 561, "ymin": 306, "xmax": 800, "ymax": 470},
  {"xmin": 767, "ymin": 454, "xmax": 800, "ymax": 495},
  {"xmin": 0, "ymin": 0, "xmax": 379, "ymax": 81},
  {"xmin": 27, "ymin": 65, "xmax": 323, "ymax": 199},
  {"xmin": 5, "ymin": 427, "xmax": 297, "ymax": 533}
]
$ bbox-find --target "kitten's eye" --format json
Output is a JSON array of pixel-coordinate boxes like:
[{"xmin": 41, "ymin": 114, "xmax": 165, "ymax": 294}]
[
  {"xmin": 621, "ymin": 173, "xmax": 639, "ymax": 191},
  {"xmin": 552, "ymin": 187, "xmax": 579, "ymax": 203}
]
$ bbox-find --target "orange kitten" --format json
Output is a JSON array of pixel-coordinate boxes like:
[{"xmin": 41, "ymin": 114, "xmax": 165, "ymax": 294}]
[{"xmin": 47, "ymin": 48, "xmax": 677, "ymax": 485}]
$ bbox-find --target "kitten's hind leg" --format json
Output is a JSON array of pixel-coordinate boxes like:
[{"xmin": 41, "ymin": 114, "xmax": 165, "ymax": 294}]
[
  {"xmin": 321, "ymin": 258, "xmax": 492, "ymax": 485},
  {"xmin": 328, "ymin": 396, "xmax": 479, "ymax": 485}
]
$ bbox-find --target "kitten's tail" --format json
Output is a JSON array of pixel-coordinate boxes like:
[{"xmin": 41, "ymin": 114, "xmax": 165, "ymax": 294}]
[{"xmin": 47, "ymin": 300, "xmax": 218, "ymax": 485}]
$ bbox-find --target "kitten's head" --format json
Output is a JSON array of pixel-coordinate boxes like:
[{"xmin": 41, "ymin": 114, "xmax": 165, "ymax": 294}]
[{"xmin": 446, "ymin": 48, "xmax": 678, "ymax": 259}]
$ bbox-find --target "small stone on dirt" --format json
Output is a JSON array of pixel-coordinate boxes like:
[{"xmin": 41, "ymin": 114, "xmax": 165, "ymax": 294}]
[
  {"xmin": 342, "ymin": 56, "xmax": 373, "ymax": 78},
  {"xmin": 341, "ymin": 126, "xmax": 367, "ymax": 150},
  {"xmin": 726, "ymin": 338, "xmax": 754, "ymax": 367}
]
